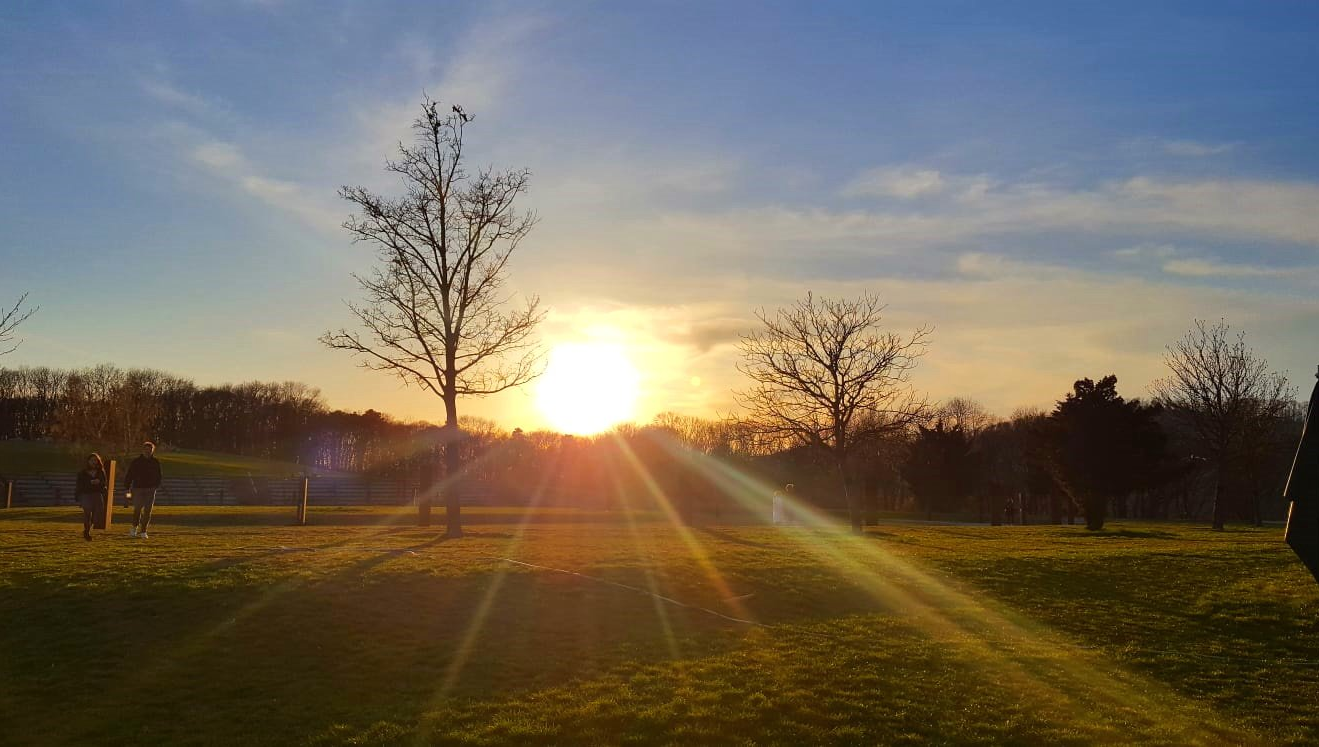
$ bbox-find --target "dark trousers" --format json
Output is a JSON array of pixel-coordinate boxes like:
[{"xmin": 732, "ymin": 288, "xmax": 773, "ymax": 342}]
[
  {"xmin": 132, "ymin": 488, "xmax": 158, "ymax": 530},
  {"xmin": 77, "ymin": 493, "xmax": 102, "ymax": 534}
]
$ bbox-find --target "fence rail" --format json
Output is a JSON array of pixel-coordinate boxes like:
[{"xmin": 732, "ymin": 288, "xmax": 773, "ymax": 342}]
[{"xmin": 0, "ymin": 474, "xmax": 494, "ymax": 507}]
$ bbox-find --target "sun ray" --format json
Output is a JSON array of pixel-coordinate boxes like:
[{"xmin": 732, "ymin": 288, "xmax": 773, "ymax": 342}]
[
  {"xmin": 611, "ymin": 433, "xmax": 754, "ymax": 621},
  {"xmin": 652, "ymin": 445, "xmax": 1250, "ymax": 740}
]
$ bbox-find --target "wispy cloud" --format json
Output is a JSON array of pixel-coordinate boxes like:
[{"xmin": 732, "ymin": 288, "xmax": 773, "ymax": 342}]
[
  {"xmin": 841, "ymin": 166, "xmax": 993, "ymax": 201},
  {"xmin": 842, "ymin": 167, "xmax": 946, "ymax": 198},
  {"xmin": 139, "ymin": 77, "xmax": 231, "ymax": 120},
  {"xmin": 1123, "ymin": 136, "xmax": 1238, "ymax": 158},
  {"xmin": 1162, "ymin": 258, "xmax": 1287, "ymax": 277},
  {"xmin": 178, "ymin": 131, "xmax": 343, "ymax": 231},
  {"xmin": 687, "ymin": 171, "xmax": 1319, "ymax": 254},
  {"xmin": 1160, "ymin": 139, "xmax": 1237, "ymax": 157}
]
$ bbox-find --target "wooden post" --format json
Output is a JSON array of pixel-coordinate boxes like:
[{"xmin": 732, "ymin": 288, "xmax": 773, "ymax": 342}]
[
  {"xmin": 4, "ymin": 479, "xmax": 11, "ymax": 509},
  {"xmin": 296, "ymin": 476, "xmax": 309, "ymax": 525},
  {"xmin": 96, "ymin": 460, "xmax": 116, "ymax": 529}
]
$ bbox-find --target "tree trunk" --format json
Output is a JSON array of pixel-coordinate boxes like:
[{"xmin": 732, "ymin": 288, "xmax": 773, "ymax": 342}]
[
  {"xmin": 840, "ymin": 458, "xmax": 862, "ymax": 534},
  {"xmin": 1211, "ymin": 472, "xmax": 1226, "ymax": 531},
  {"xmin": 443, "ymin": 393, "xmax": 463, "ymax": 539},
  {"xmin": 1085, "ymin": 495, "xmax": 1106, "ymax": 531}
]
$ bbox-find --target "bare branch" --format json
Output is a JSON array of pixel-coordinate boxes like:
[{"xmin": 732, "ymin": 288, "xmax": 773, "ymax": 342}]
[
  {"xmin": 322, "ymin": 99, "xmax": 545, "ymax": 428},
  {"xmin": 0, "ymin": 293, "xmax": 38, "ymax": 357}
]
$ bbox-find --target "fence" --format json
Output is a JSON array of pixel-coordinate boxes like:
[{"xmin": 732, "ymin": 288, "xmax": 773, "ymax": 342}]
[{"xmin": 0, "ymin": 474, "xmax": 494, "ymax": 508}]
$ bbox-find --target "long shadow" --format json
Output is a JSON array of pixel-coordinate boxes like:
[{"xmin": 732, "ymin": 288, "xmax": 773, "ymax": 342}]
[
  {"xmin": 1, "ymin": 507, "xmax": 675, "ymax": 531},
  {"xmin": 192, "ymin": 526, "xmax": 413, "ymax": 576},
  {"xmin": 694, "ymin": 526, "xmax": 778, "ymax": 550},
  {"xmin": 1078, "ymin": 529, "xmax": 1178, "ymax": 540}
]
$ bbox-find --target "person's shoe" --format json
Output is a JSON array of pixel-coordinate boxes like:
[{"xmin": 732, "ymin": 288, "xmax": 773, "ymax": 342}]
[
  {"xmin": 129, "ymin": 526, "xmax": 138, "ymax": 538},
  {"xmin": 83, "ymin": 531, "xmax": 92, "ymax": 541},
  {"xmin": 139, "ymin": 531, "xmax": 149, "ymax": 539}
]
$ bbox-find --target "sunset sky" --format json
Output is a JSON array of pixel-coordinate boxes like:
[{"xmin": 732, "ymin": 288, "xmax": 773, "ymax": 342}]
[{"xmin": 2, "ymin": 1, "xmax": 1317, "ymax": 431}]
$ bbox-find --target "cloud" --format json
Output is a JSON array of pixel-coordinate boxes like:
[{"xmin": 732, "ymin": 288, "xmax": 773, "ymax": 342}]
[
  {"xmin": 191, "ymin": 141, "xmax": 243, "ymax": 169},
  {"xmin": 842, "ymin": 167, "xmax": 946, "ymax": 198},
  {"xmin": 1123, "ymin": 137, "xmax": 1238, "ymax": 158},
  {"xmin": 840, "ymin": 166, "xmax": 997, "ymax": 202},
  {"xmin": 1159, "ymin": 139, "xmax": 1237, "ymax": 157},
  {"xmin": 1162, "ymin": 258, "xmax": 1287, "ymax": 278},
  {"xmin": 684, "ymin": 171, "xmax": 1319, "ymax": 254},
  {"xmin": 178, "ymin": 132, "xmax": 342, "ymax": 231},
  {"xmin": 139, "ymin": 76, "xmax": 236, "ymax": 122},
  {"xmin": 354, "ymin": 12, "xmax": 550, "ymax": 166},
  {"xmin": 1113, "ymin": 244, "xmax": 1179, "ymax": 260}
]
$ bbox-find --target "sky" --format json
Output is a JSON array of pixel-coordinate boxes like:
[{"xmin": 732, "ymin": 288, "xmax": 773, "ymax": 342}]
[{"xmin": 2, "ymin": 1, "xmax": 1318, "ymax": 431}]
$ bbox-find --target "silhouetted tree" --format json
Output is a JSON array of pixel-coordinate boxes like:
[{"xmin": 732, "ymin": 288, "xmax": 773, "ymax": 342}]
[
  {"xmin": 0, "ymin": 293, "xmax": 37, "ymax": 356},
  {"xmin": 736, "ymin": 292, "xmax": 932, "ymax": 533},
  {"xmin": 321, "ymin": 98, "xmax": 545, "ymax": 538},
  {"xmin": 902, "ymin": 419, "xmax": 977, "ymax": 519},
  {"xmin": 1047, "ymin": 375, "xmax": 1166, "ymax": 531},
  {"xmin": 1151, "ymin": 319, "xmax": 1294, "ymax": 530}
]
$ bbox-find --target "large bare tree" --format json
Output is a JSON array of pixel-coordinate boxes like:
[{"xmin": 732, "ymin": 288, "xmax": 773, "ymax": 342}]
[
  {"xmin": 736, "ymin": 292, "xmax": 932, "ymax": 533},
  {"xmin": 322, "ymin": 99, "xmax": 544, "ymax": 538},
  {"xmin": 0, "ymin": 293, "xmax": 37, "ymax": 356},
  {"xmin": 1151, "ymin": 319, "xmax": 1293, "ymax": 530}
]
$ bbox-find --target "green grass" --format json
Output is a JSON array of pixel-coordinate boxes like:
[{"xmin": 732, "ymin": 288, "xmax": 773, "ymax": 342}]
[
  {"xmin": 2, "ymin": 507, "xmax": 1317, "ymax": 745},
  {"xmin": 0, "ymin": 439, "xmax": 318, "ymax": 477}
]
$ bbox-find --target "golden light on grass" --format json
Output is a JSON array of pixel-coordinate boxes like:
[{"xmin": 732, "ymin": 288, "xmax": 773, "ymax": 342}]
[{"xmin": 536, "ymin": 342, "xmax": 640, "ymax": 435}]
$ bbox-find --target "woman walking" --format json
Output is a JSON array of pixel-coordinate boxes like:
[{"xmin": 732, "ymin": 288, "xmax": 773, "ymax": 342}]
[{"xmin": 75, "ymin": 453, "xmax": 107, "ymax": 541}]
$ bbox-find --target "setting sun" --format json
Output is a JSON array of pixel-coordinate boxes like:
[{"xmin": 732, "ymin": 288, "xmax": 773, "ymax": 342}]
[{"xmin": 536, "ymin": 342, "xmax": 641, "ymax": 435}]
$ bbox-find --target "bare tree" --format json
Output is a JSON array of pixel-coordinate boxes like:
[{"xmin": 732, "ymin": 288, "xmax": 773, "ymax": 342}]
[
  {"xmin": 736, "ymin": 292, "xmax": 932, "ymax": 533},
  {"xmin": 1151, "ymin": 319, "xmax": 1294, "ymax": 530},
  {"xmin": 321, "ymin": 98, "xmax": 544, "ymax": 538},
  {"xmin": 0, "ymin": 293, "xmax": 37, "ymax": 356},
  {"xmin": 937, "ymin": 396, "xmax": 998, "ymax": 436}
]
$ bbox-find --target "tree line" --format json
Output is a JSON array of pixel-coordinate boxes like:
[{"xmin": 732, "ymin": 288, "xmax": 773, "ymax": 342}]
[{"xmin": 0, "ymin": 343, "xmax": 1303, "ymax": 532}]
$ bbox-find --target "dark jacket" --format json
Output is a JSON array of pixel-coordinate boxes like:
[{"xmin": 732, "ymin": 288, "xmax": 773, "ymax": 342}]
[
  {"xmin": 76, "ymin": 468, "xmax": 107, "ymax": 497},
  {"xmin": 124, "ymin": 455, "xmax": 162, "ymax": 490}
]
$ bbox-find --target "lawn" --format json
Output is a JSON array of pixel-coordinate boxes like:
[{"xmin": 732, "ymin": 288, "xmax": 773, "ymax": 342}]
[
  {"xmin": 0, "ymin": 440, "xmax": 321, "ymax": 477},
  {"xmin": 1, "ymin": 507, "xmax": 1317, "ymax": 745}
]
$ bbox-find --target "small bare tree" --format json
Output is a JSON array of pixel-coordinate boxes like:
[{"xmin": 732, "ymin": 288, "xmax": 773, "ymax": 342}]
[
  {"xmin": 736, "ymin": 292, "xmax": 932, "ymax": 533},
  {"xmin": 1151, "ymin": 319, "xmax": 1294, "ymax": 530},
  {"xmin": 937, "ymin": 396, "xmax": 998, "ymax": 436},
  {"xmin": 0, "ymin": 293, "xmax": 37, "ymax": 356},
  {"xmin": 321, "ymin": 99, "xmax": 544, "ymax": 538}
]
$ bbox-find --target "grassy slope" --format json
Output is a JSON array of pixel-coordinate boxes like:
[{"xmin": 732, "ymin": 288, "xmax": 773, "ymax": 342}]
[
  {"xmin": 0, "ymin": 439, "xmax": 315, "ymax": 477},
  {"xmin": 1, "ymin": 508, "xmax": 1316, "ymax": 745}
]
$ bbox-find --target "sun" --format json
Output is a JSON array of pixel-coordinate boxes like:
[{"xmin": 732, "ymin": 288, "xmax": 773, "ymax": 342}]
[{"xmin": 536, "ymin": 342, "xmax": 641, "ymax": 435}]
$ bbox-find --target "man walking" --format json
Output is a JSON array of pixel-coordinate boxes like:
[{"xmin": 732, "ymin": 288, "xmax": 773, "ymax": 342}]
[{"xmin": 124, "ymin": 441, "xmax": 162, "ymax": 539}]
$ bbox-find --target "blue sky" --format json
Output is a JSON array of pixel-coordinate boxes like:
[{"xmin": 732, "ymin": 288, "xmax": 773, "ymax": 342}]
[{"xmin": 2, "ymin": 1, "xmax": 1317, "ymax": 428}]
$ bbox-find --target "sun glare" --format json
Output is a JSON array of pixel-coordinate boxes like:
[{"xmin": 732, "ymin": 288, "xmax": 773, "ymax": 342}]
[{"xmin": 536, "ymin": 342, "xmax": 641, "ymax": 435}]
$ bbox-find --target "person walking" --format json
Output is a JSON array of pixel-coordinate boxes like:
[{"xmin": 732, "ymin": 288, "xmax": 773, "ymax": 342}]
[
  {"xmin": 75, "ymin": 453, "xmax": 108, "ymax": 541},
  {"xmin": 123, "ymin": 441, "xmax": 162, "ymax": 539}
]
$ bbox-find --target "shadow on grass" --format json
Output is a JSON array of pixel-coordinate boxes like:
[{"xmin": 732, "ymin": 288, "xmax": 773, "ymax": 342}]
[
  {"xmin": 694, "ymin": 526, "xmax": 779, "ymax": 550},
  {"xmin": 0, "ymin": 507, "xmax": 667, "ymax": 528},
  {"xmin": 1079, "ymin": 529, "xmax": 1178, "ymax": 540}
]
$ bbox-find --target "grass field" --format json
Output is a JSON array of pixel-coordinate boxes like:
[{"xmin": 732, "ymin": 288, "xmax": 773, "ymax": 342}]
[
  {"xmin": 2, "ymin": 507, "xmax": 1318, "ymax": 745},
  {"xmin": 0, "ymin": 440, "xmax": 319, "ymax": 477}
]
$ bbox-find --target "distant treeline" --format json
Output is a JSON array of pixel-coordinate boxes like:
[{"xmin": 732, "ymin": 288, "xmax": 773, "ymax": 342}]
[
  {"xmin": 0, "ymin": 364, "xmax": 423, "ymax": 472},
  {"xmin": 0, "ymin": 364, "xmax": 1306, "ymax": 525}
]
